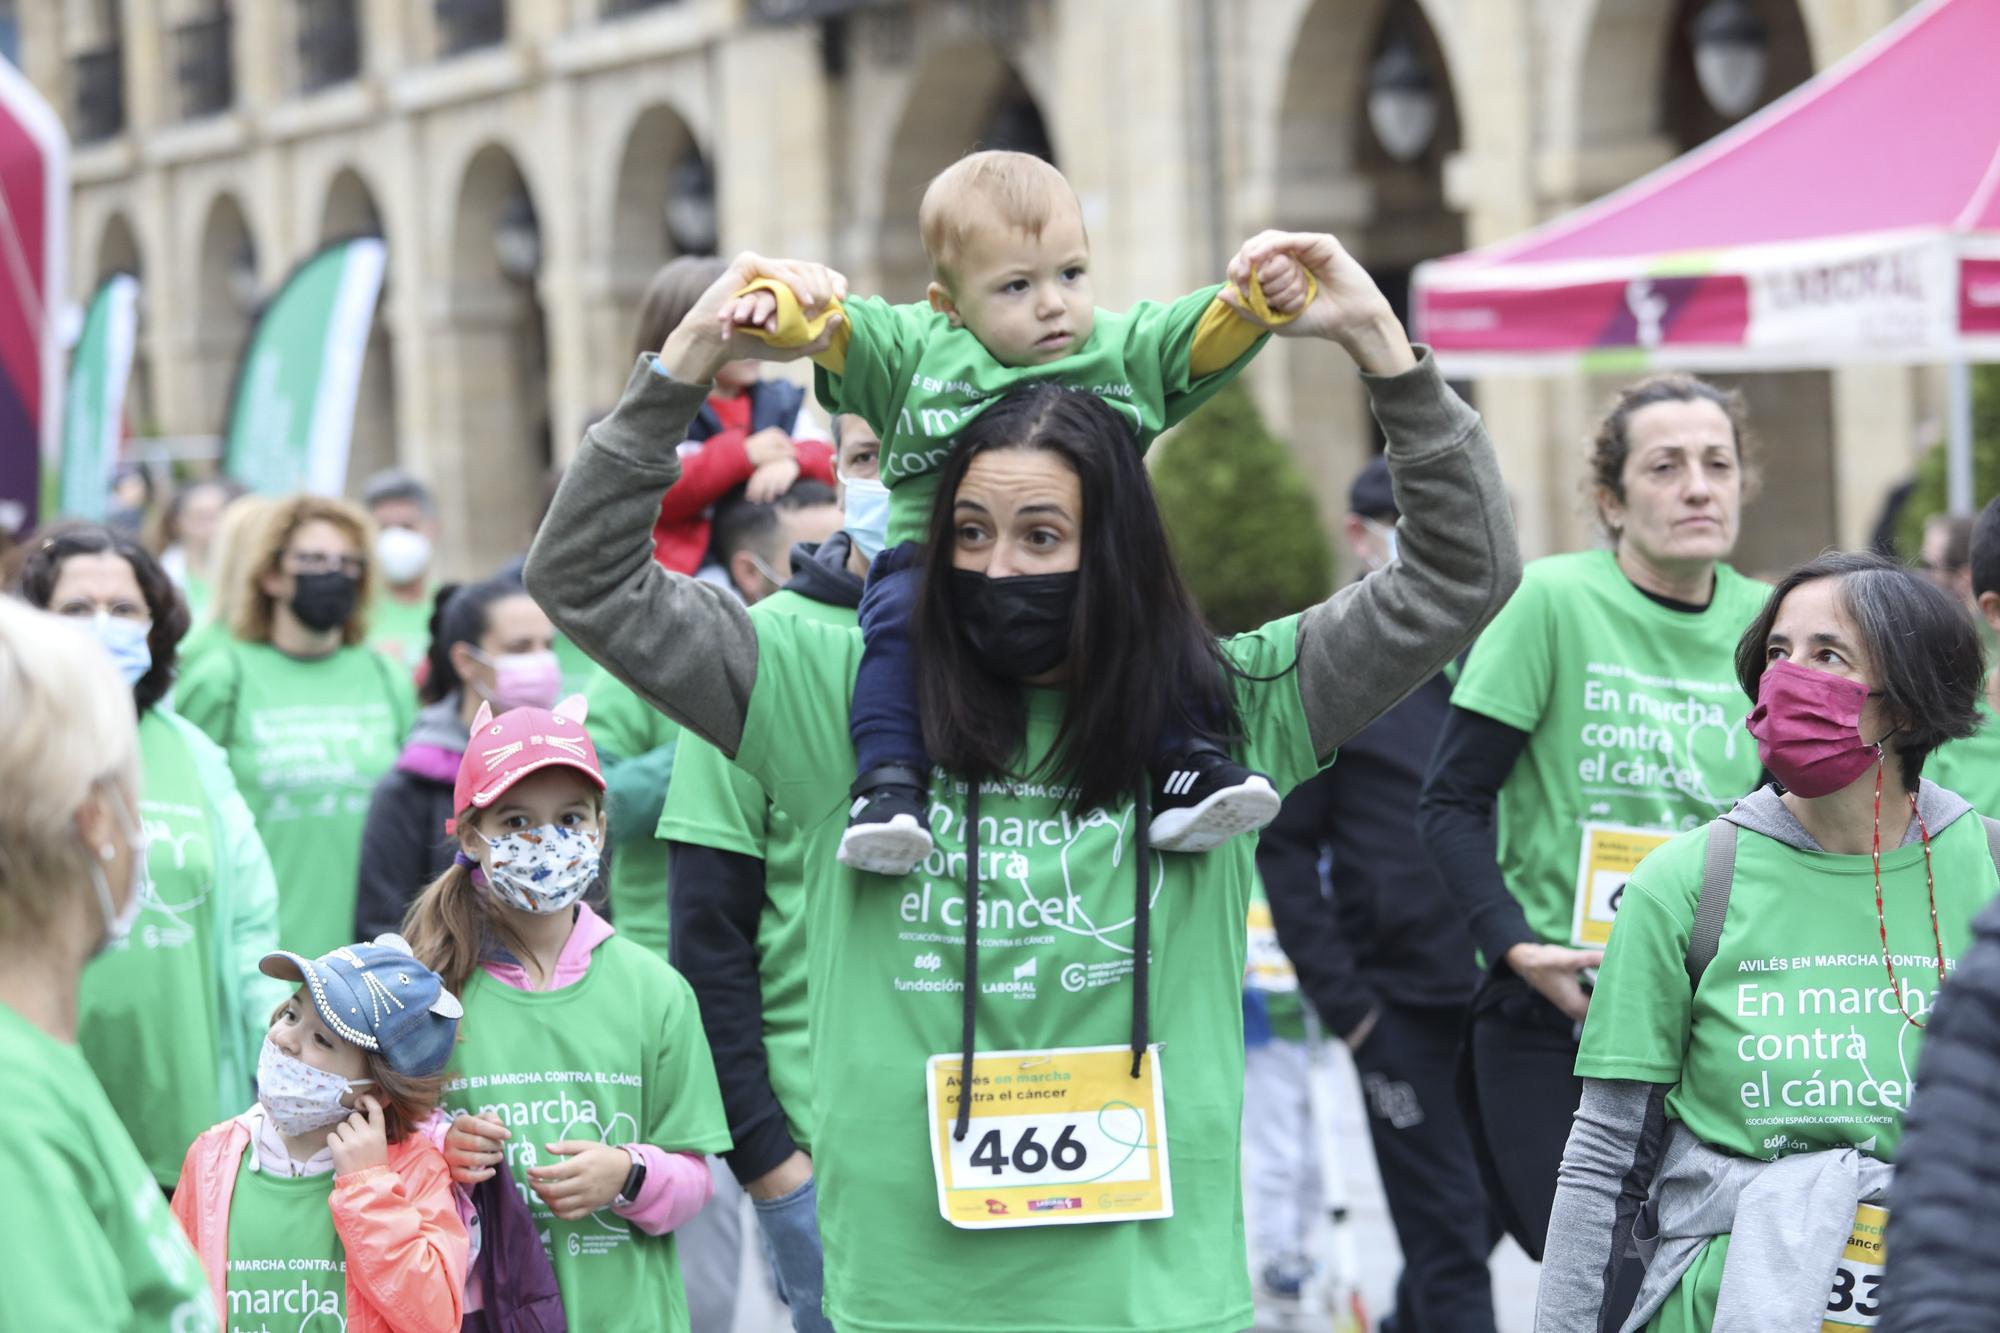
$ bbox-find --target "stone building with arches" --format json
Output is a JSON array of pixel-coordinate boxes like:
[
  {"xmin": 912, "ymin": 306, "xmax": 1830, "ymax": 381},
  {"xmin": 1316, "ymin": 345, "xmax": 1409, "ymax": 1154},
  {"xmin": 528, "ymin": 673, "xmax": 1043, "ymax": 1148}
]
[{"xmin": 19, "ymin": 0, "xmax": 1933, "ymax": 577}]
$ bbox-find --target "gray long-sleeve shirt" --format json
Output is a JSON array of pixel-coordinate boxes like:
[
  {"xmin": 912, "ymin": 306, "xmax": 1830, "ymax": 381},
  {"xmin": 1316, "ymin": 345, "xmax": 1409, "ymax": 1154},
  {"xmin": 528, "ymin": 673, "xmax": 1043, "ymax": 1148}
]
[{"xmin": 525, "ymin": 348, "xmax": 1520, "ymax": 767}]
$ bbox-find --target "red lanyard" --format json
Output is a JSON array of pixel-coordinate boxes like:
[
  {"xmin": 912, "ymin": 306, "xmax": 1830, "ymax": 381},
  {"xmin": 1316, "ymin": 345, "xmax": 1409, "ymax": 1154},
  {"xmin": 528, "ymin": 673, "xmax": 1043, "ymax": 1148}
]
[{"xmin": 1868, "ymin": 758, "xmax": 1948, "ymax": 1029}]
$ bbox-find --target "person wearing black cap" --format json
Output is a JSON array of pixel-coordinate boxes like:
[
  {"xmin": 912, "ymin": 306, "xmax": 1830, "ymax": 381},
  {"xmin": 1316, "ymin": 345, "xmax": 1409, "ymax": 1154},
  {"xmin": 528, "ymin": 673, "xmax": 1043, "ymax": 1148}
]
[{"xmin": 1256, "ymin": 453, "xmax": 1500, "ymax": 1333}]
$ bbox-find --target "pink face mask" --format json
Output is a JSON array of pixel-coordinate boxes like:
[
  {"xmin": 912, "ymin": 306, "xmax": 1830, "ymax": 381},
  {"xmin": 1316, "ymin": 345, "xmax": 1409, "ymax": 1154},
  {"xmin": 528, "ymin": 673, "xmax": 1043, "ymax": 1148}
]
[
  {"xmin": 477, "ymin": 648, "xmax": 563, "ymax": 712},
  {"xmin": 1744, "ymin": 659, "xmax": 1881, "ymax": 798}
]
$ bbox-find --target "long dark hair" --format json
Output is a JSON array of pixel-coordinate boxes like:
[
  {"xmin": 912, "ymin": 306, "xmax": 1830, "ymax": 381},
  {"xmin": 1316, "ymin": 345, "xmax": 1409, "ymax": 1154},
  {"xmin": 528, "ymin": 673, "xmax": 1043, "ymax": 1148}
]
[
  {"xmin": 420, "ymin": 576, "xmax": 528, "ymax": 706},
  {"xmin": 1735, "ymin": 550, "xmax": 1983, "ymax": 793},
  {"xmin": 18, "ymin": 522, "xmax": 191, "ymax": 715},
  {"xmin": 913, "ymin": 383, "xmax": 1242, "ymax": 814}
]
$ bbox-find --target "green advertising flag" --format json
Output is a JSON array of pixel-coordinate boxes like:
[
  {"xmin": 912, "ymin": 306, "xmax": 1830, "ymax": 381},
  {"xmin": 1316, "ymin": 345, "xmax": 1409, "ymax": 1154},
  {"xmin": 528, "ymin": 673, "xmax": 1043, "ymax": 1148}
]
[
  {"xmin": 223, "ymin": 237, "xmax": 386, "ymax": 495},
  {"xmin": 57, "ymin": 272, "xmax": 139, "ymax": 521}
]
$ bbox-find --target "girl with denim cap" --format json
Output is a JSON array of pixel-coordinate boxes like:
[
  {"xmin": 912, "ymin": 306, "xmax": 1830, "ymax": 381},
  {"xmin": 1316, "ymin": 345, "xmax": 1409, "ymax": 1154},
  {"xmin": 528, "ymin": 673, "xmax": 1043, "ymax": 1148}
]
[{"xmin": 171, "ymin": 935, "xmax": 469, "ymax": 1333}]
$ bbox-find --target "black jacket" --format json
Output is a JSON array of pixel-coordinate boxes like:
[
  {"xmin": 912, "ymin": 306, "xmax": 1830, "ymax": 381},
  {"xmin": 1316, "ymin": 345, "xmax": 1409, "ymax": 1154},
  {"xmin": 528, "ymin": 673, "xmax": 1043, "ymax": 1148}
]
[
  {"xmin": 355, "ymin": 697, "xmax": 467, "ymax": 941},
  {"xmin": 667, "ymin": 533, "xmax": 864, "ymax": 1185},
  {"xmin": 1881, "ymin": 892, "xmax": 2000, "ymax": 1332},
  {"xmin": 1256, "ymin": 672, "xmax": 1482, "ymax": 1036}
]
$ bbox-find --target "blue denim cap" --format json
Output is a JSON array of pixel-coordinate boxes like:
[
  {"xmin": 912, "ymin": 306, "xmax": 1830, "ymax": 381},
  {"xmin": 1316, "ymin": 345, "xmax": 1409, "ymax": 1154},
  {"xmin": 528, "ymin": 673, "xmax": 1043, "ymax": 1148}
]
[{"xmin": 261, "ymin": 933, "xmax": 463, "ymax": 1077}]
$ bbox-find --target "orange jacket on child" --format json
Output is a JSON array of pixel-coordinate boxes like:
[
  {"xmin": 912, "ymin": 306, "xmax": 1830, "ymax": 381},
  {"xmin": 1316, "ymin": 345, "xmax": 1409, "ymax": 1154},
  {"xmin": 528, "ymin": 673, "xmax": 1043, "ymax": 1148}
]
[{"xmin": 171, "ymin": 1114, "xmax": 468, "ymax": 1333}]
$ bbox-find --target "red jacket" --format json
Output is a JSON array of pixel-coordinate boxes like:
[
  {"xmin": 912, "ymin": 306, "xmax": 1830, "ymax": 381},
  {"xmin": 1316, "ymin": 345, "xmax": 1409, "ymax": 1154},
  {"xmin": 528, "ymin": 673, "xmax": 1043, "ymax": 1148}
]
[{"xmin": 172, "ymin": 1114, "xmax": 468, "ymax": 1333}]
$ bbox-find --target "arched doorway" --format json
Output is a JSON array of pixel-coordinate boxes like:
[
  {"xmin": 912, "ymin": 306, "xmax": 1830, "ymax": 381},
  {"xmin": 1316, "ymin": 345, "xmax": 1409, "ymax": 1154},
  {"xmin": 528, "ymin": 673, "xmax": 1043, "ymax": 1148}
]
[
  {"xmin": 193, "ymin": 193, "xmax": 257, "ymax": 434},
  {"xmin": 441, "ymin": 143, "xmax": 550, "ymax": 573},
  {"xmin": 320, "ymin": 168, "xmax": 397, "ymax": 498},
  {"xmin": 95, "ymin": 212, "xmax": 152, "ymax": 435},
  {"xmin": 1274, "ymin": 0, "xmax": 1464, "ymax": 543},
  {"xmin": 873, "ymin": 45, "xmax": 1055, "ymax": 301},
  {"xmin": 604, "ymin": 104, "xmax": 710, "ymax": 371}
]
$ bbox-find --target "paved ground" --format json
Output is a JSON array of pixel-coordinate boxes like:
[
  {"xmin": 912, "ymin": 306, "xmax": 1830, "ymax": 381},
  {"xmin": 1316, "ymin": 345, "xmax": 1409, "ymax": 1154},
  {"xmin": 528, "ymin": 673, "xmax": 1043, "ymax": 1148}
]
[{"xmin": 721, "ymin": 1045, "xmax": 1542, "ymax": 1333}]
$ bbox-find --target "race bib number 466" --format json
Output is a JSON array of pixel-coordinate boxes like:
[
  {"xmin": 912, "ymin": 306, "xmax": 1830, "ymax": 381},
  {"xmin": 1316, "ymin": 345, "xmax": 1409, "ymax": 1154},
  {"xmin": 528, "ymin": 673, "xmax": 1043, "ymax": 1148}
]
[{"xmin": 925, "ymin": 1045, "xmax": 1172, "ymax": 1230}]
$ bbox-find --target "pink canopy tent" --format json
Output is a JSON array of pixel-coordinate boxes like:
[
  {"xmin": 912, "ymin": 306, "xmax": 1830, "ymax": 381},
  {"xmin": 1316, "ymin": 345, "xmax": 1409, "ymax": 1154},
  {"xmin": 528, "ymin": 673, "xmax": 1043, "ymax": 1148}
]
[{"xmin": 1410, "ymin": 0, "xmax": 2000, "ymax": 508}]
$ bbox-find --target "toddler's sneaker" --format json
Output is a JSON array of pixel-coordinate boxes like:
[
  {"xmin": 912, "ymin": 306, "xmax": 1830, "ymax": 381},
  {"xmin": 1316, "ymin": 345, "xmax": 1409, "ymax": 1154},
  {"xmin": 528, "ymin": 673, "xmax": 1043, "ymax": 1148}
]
[
  {"xmin": 1148, "ymin": 747, "xmax": 1280, "ymax": 852},
  {"xmin": 837, "ymin": 765, "xmax": 934, "ymax": 875}
]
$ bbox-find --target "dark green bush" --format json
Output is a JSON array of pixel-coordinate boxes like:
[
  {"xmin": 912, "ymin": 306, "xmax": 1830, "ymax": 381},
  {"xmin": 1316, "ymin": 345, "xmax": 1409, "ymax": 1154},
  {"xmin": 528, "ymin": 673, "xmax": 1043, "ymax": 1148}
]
[
  {"xmin": 1895, "ymin": 364, "xmax": 2000, "ymax": 558},
  {"xmin": 1149, "ymin": 381, "xmax": 1334, "ymax": 635}
]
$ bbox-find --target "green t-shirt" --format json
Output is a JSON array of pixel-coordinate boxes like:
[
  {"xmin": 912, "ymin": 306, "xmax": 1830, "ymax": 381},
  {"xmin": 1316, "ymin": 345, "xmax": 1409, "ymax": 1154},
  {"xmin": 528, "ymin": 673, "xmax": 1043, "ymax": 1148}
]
[
  {"xmin": 1925, "ymin": 687, "xmax": 2000, "ymax": 816},
  {"xmin": 79, "ymin": 708, "xmax": 228, "ymax": 1187},
  {"xmin": 439, "ymin": 935, "xmax": 732, "ymax": 1333},
  {"xmin": 178, "ymin": 619, "xmax": 235, "ymax": 671},
  {"xmin": 224, "ymin": 1154, "xmax": 344, "ymax": 1332},
  {"xmin": 586, "ymin": 668, "xmax": 682, "ymax": 958},
  {"xmin": 182, "ymin": 571, "xmax": 213, "ymax": 627},
  {"xmin": 1452, "ymin": 551, "xmax": 1769, "ymax": 953},
  {"xmin": 367, "ymin": 588, "xmax": 434, "ymax": 678},
  {"xmin": 820, "ymin": 288, "xmax": 1265, "ymax": 544},
  {"xmin": 178, "ymin": 641, "xmax": 415, "ymax": 958},
  {"xmin": 658, "ymin": 586, "xmax": 859, "ymax": 1150},
  {"xmin": 0, "ymin": 1002, "xmax": 217, "ymax": 1332},
  {"xmin": 1577, "ymin": 815, "xmax": 2000, "ymax": 1333},
  {"xmin": 554, "ymin": 632, "xmax": 597, "ymax": 698},
  {"xmin": 730, "ymin": 610, "xmax": 1323, "ymax": 1333}
]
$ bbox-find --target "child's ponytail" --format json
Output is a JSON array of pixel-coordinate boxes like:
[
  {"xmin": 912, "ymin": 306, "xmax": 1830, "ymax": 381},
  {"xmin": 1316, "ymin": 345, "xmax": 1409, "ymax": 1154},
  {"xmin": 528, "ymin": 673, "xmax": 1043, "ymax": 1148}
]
[{"xmin": 402, "ymin": 857, "xmax": 488, "ymax": 1000}]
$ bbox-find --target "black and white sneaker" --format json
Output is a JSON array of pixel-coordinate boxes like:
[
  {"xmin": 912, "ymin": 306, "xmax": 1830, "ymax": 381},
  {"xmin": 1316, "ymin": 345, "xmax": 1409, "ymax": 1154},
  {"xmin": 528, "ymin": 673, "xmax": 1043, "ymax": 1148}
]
[
  {"xmin": 837, "ymin": 765, "xmax": 934, "ymax": 875},
  {"xmin": 1148, "ymin": 749, "xmax": 1281, "ymax": 852}
]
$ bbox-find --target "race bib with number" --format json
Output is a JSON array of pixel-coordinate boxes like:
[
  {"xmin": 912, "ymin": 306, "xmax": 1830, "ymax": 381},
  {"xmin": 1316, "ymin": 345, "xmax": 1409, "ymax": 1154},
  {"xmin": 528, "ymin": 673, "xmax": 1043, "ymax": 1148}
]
[
  {"xmin": 1571, "ymin": 823, "xmax": 1672, "ymax": 947},
  {"xmin": 925, "ymin": 1045, "xmax": 1172, "ymax": 1230},
  {"xmin": 1823, "ymin": 1201, "xmax": 1886, "ymax": 1331},
  {"xmin": 1245, "ymin": 900, "xmax": 1298, "ymax": 994}
]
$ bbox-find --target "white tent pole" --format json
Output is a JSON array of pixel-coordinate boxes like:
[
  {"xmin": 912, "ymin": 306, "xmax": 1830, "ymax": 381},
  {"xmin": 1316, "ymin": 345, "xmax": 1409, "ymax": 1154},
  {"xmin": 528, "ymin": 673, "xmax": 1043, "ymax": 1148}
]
[{"xmin": 1948, "ymin": 357, "xmax": 1976, "ymax": 516}]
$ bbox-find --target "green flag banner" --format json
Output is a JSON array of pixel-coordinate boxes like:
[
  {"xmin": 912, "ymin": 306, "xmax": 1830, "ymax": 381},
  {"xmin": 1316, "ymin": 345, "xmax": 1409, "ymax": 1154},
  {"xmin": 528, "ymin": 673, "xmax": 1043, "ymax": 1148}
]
[
  {"xmin": 223, "ymin": 236, "xmax": 385, "ymax": 495},
  {"xmin": 56, "ymin": 272, "xmax": 138, "ymax": 520}
]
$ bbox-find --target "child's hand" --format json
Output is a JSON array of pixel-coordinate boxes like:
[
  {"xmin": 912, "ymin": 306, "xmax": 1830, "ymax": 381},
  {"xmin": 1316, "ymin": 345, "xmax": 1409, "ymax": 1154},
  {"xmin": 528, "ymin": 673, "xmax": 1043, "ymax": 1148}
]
[
  {"xmin": 327, "ymin": 1095, "xmax": 390, "ymax": 1176},
  {"xmin": 1253, "ymin": 253, "xmax": 1310, "ymax": 315},
  {"xmin": 719, "ymin": 287, "xmax": 782, "ymax": 338},
  {"xmin": 659, "ymin": 253, "xmax": 848, "ymax": 381},
  {"xmin": 745, "ymin": 458, "xmax": 801, "ymax": 503},
  {"xmin": 443, "ymin": 1111, "xmax": 512, "ymax": 1185},
  {"xmin": 745, "ymin": 427, "xmax": 796, "ymax": 467},
  {"xmin": 715, "ymin": 260, "xmax": 849, "ymax": 340},
  {"xmin": 1226, "ymin": 230, "xmax": 1413, "ymax": 375},
  {"xmin": 528, "ymin": 1141, "xmax": 633, "ymax": 1220}
]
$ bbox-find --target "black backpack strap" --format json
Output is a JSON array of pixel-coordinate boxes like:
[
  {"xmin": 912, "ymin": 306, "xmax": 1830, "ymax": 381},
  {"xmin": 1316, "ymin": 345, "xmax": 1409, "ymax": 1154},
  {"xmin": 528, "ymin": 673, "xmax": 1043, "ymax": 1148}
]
[{"xmin": 1686, "ymin": 819, "xmax": 1738, "ymax": 984}]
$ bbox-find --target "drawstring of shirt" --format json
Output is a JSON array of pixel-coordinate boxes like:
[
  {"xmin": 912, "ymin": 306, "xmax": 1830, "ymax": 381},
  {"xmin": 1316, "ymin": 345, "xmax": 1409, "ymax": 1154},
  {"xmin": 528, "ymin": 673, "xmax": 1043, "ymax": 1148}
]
[{"xmin": 952, "ymin": 784, "xmax": 1160, "ymax": 1136}]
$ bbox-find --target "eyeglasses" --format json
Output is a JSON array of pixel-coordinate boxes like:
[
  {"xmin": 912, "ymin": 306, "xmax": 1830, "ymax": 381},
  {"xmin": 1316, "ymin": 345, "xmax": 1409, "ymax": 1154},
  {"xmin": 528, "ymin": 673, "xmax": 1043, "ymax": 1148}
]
[{"xmin": 284, "ymin": 551, "xmax": 366, "ymax": 577}]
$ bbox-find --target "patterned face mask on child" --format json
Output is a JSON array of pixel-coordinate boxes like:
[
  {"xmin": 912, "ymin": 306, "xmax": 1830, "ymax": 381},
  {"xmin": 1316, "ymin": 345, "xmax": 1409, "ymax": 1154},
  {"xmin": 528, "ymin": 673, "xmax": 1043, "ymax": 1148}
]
[
  {"xmin": 257, "ymin": 1038, "xmax": 373, "ymax": 1137},
  {"xmin": 479, "ymin": 823, "xmax": 602, "ymax": 915}
]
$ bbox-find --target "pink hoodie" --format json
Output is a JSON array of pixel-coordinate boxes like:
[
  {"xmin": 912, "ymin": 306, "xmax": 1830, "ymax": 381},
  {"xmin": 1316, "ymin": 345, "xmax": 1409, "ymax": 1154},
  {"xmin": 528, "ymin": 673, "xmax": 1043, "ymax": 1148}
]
[{"xmin": 477, "ymin": 902, "xmax": 712, "ymax": 1234}]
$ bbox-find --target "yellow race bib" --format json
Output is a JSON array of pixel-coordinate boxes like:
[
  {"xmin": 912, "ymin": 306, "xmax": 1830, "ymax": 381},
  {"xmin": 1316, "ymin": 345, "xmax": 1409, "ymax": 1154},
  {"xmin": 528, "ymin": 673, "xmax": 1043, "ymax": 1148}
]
[
  {"xmin": 1571, "ymin": 823, "xmax": 1673, "ymax": 947},
  {"xmin": 925, "ymin": 1045, "xmax": 1172, "ymax": 1230},
  {"xmin": 1822, "ymin": 1202, "xmax": 1887, "ymax": 1331}
]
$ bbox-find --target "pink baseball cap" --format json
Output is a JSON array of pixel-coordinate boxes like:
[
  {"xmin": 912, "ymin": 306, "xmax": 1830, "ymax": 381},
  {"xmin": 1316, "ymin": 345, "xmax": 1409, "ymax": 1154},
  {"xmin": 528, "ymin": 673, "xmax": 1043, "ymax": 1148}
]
[{"xmin": 448, "ymin": 694, "xmax": 605, "ymax": 835}]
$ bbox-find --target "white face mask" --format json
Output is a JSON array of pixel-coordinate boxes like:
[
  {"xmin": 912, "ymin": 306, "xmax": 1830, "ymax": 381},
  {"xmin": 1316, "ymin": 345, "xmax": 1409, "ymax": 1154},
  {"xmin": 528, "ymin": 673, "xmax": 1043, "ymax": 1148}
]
[
  {"xmin": 1361, "ymin": 518, "xmax": 1399, "ymax": 572},
  {"xmin": 479, "ymin": 823, "xmax": 602, "ymax": 915},
  {"xmin": 376, "ymin": 526, "xmax": 433, "ymax": 585},
  {"xmin": 840, "ymin": 473, "xmax": 890, "ymax": 564},
  {"xmin": 257, "ymin": 1037, "xmax": 373, "ymax": 1138}
]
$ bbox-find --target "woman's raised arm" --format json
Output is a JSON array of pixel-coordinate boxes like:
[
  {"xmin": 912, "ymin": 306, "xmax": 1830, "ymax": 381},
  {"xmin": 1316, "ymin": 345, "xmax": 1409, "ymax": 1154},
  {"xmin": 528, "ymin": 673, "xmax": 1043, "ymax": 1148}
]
[
  {"xmin": 525, "ymin": 254, "xmax": 845, "ymax": 757},
  {"xmin": 1232, "ymin": 232, "xmax": 1521, "ymax": 762}
]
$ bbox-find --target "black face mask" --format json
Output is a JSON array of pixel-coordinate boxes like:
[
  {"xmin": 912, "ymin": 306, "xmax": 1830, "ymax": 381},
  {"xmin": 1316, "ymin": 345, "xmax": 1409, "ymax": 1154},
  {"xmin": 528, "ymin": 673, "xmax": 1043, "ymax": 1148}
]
[
  {"xmin": 290, "ymin": 571, "xmax": 360, "ymax": 632},
  {"xmin": 950, "ymin": 568, "xmax": 1080, "ymax": 679}
]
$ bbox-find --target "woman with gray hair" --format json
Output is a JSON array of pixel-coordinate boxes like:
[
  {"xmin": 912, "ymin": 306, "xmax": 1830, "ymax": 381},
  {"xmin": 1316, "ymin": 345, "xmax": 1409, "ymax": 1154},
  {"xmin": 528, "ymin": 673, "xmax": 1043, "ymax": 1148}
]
[
  {"xmin": 0, "ymin": 598, "xmax": 215, "ymax": 1328},
  {"xmin": 1538, "ymin": 551, "xmax": 1998, "ymax": 1333}
]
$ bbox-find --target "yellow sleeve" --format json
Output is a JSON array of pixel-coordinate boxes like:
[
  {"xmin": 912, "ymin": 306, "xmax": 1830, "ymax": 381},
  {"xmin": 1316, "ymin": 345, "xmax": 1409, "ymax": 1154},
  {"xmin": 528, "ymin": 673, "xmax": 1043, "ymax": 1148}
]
[
  {"xmin": 1188, "ymin": 265, "xmax": 1318, "ymax": 377},
  {"xmin": 738, "ymin": 278, "xmax": 852, "ymax": 375}
]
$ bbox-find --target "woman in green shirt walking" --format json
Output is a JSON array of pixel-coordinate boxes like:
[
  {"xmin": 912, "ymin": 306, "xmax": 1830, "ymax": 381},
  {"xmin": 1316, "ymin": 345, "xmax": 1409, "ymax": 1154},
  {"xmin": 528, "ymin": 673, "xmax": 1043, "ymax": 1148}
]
[
  {"xmin": 19, "ymin": 525, "xmax": 290, "ymax": 1192},
  {"xmin": 1538, "ymin": 552, "xmax": 1995, "ymax": 1332},
  {"xmin": 524, "ymin": 235, "xmax": 1521, "ymax": 1333},
  {"xmin": 1418, "ymin": 375, "xmax": 1770, "ymax": 1261},
  {"xmin": 0, "ymin": 597, "xmax": 217, "ymax": 1331},
  {"xmin": 179, "ymin": 495, "xmax": 415, "ymax": 960}
]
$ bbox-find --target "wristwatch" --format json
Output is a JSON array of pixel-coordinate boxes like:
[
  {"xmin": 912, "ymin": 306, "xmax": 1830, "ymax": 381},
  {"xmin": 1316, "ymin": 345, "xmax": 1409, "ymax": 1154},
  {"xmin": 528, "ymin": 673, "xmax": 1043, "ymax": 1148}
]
[{"xmin": 615, "ymin": 1149, "xmax": 647, "ymax": 1206}]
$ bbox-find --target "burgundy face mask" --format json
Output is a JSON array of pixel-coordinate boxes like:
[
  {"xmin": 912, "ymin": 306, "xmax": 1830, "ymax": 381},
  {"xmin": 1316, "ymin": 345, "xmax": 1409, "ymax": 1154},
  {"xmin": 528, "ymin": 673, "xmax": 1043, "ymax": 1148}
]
[{"xmin": 1745, "ymin": 659, "xmax": 1880, "ymax": 798}]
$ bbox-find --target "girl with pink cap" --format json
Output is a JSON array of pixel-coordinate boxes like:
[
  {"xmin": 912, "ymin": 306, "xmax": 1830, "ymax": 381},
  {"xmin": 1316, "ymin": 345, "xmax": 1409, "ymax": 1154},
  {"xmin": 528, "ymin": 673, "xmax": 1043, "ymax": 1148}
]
[{"xmin": 404, "ymin": 695, "xmax": 730, "ymax": 1333}]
